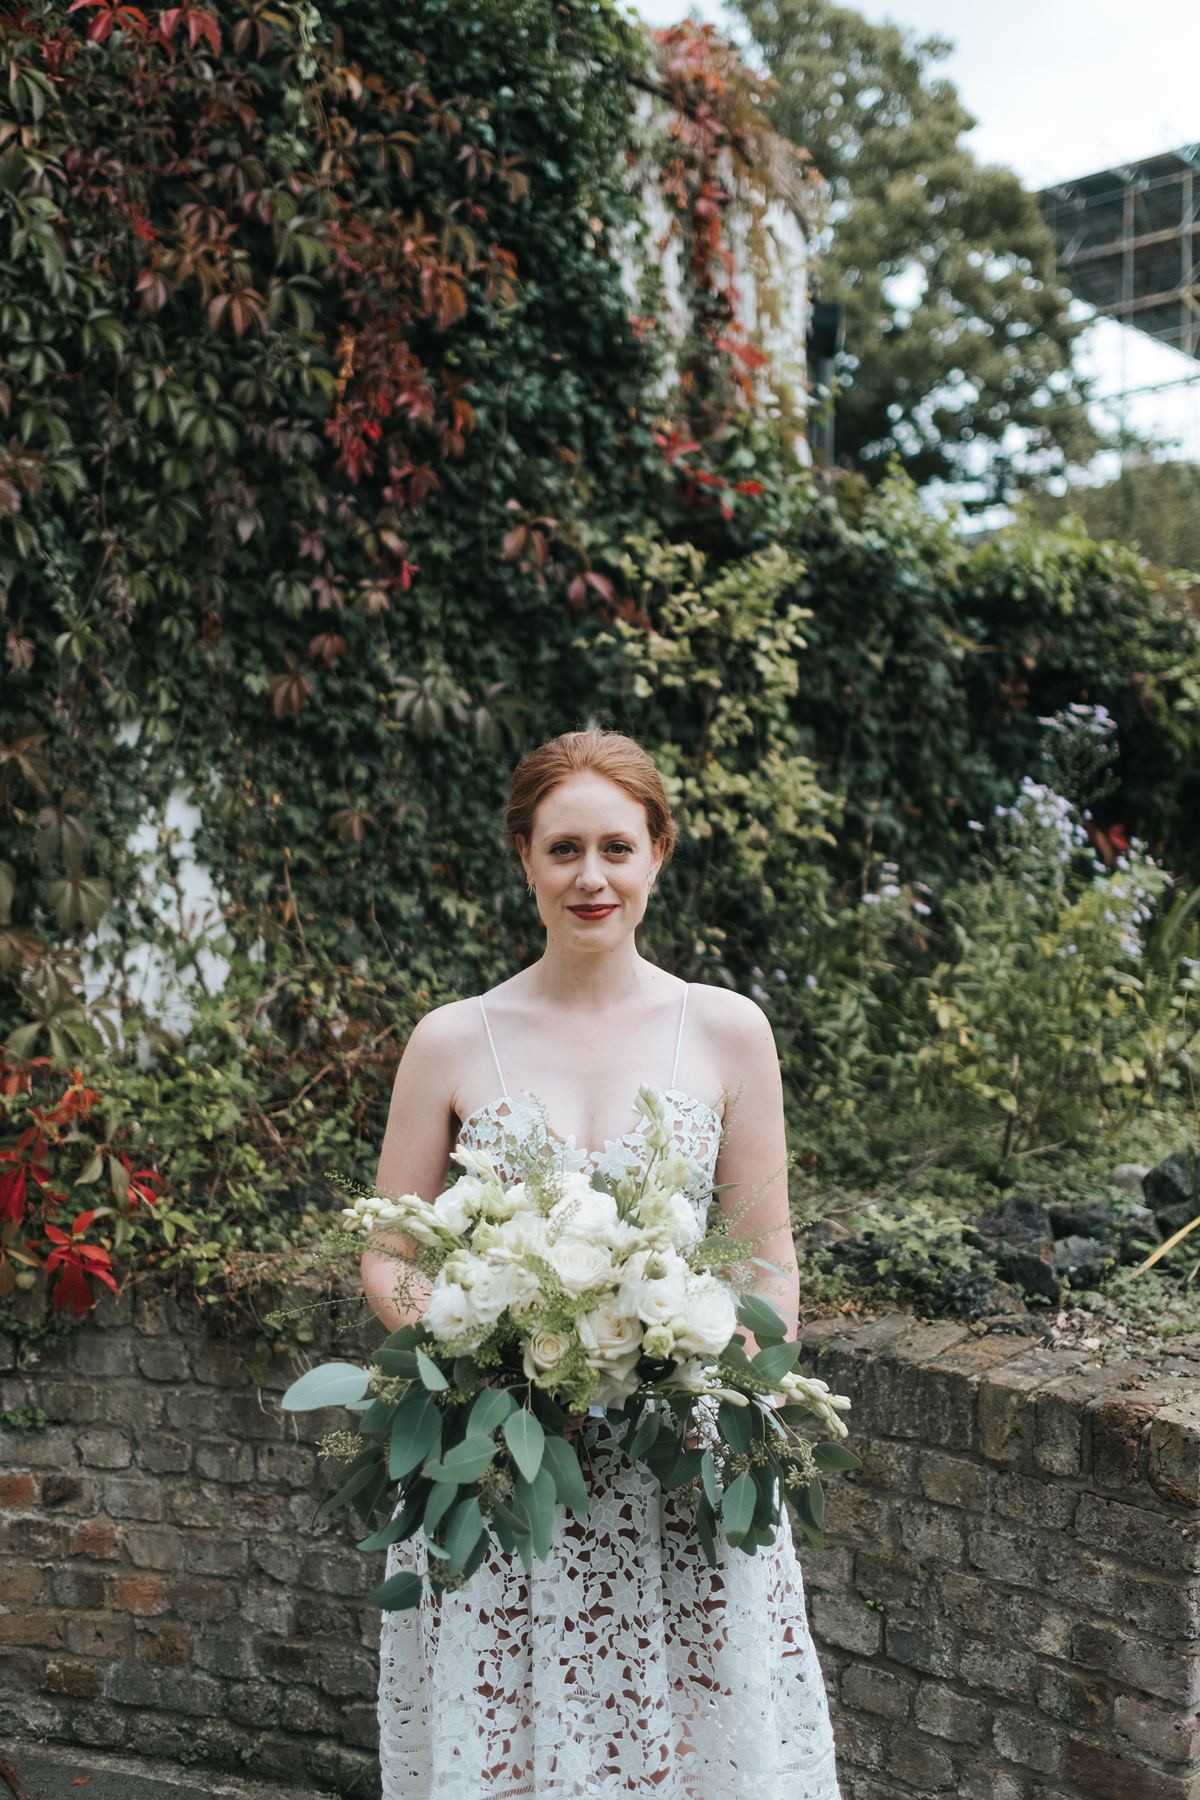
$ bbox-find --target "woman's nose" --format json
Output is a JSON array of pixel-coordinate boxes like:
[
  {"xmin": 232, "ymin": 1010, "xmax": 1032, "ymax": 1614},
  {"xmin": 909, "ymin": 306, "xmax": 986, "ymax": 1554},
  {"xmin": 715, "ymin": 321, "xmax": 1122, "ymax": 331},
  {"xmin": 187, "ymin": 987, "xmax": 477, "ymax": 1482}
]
[{"xmin": 576, "ymin": 851, "xmax": 606, "ymax": 891}]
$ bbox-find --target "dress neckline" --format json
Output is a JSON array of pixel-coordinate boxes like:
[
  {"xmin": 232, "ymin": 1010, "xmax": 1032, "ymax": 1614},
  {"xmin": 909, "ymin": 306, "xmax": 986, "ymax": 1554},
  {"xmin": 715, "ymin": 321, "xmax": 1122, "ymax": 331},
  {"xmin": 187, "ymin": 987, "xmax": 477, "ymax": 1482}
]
[{"xmin": 456, "ymin": 1087, "xmax": 723, "ymax": 1163}]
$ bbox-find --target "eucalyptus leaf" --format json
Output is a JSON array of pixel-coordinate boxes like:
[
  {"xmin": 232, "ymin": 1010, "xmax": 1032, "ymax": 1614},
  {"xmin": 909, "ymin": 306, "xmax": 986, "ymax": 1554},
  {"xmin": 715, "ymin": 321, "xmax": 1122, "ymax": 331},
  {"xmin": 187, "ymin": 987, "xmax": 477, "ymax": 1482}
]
[
  {"xmin": 281, "ymin": 1362, "xmax": 370, "ymax": 1411},
  {"xmin": 813, "ymin": 1442, "xmax": 862, "ymax": 1472},
  {"xmin": 424, "ymin": 1435, "xmax": 497, "ymax": 1485},
  {"xmin": 415, "ymin": 1348, "xmax": 450, "ymax": 1392},
  {"xmin": 736, "ymin": 1296, "xmax": 790, "ymax": 1344},
  {"xmin": 469, "ymin": 1388, "xmax": 516, "ymax": 1437},
  {"xmin": 541, "ymin": 1435, "xmax": 590, "ymax": 1514},
  {"xmin": 357, "ymin": 1511, "xmax": 413, "ymax": 1554},
  {"xmin": 717, "ymin": 1400, "xmax": 752, "ymax": 1455},
  {"xmin": 390, "ymin": 1393, "xmax": 442, "ymax": 1480},
  {"xmin": 514, "ymin": 1466, "xmax": 556, "ymax": 1561},
  {"xmin": 751, "ymin": 1340, "xmax": 802, "ymax": 1383},
  {"xmin": 372, "ymin": 1570, "xmax": 423, "ymax": 1612},
  {"xmin": 701, "ymin": 1449, "xmax": 719, "ymax": 1507},
  {"xmin": 445, "ymin": 1496, "xmax": 485, "ymax": 1567},
  {"xmin": 721, "ymin": 1470, "xmax": 756, "ymax": 1546},
  {"xmin": 627, "ymin": 1410, "xmax": 662, "ymax": 1463},
  {"xmin": 503, "ymin": 1408, "xmax": 545, "ymax": 1482},
  {"xmin": 423, "ymin": 1480, "xmax": 459, "ymax": 1536}
]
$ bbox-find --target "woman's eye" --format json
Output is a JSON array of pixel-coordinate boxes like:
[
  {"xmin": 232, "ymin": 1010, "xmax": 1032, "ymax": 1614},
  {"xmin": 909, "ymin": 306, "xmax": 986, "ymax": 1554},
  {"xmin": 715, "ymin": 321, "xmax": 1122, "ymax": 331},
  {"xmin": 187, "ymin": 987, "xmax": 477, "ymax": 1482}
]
[
  {"xmin": 606, "ymin": 842, "xmax": 633, "ymax": 855},
  {"xmin": 550, "ymin": 842, "xmax": 577, "ymax": 855}
]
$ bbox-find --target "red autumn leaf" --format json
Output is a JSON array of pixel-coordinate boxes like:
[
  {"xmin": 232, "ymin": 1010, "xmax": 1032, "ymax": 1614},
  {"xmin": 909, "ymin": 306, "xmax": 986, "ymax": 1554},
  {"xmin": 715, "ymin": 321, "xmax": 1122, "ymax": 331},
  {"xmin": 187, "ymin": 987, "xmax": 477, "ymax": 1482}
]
[
  {"xmin": 501, "ymin": 525, "xmax": 527, "ymax": 562},
  {"xmin": 734, "ymin": 480, "xmax": 765, "ymax": 496},
  {"xmin": 309, "ymin": 632, "xmax": 347, "ymax": 669},
  {"xmin": 266, "ymin": 653, "xmax": 312, "ymax": 718},
  {"xmin": 0, "ymin": 1161, "xmax": 26, "ymax": 1223}
]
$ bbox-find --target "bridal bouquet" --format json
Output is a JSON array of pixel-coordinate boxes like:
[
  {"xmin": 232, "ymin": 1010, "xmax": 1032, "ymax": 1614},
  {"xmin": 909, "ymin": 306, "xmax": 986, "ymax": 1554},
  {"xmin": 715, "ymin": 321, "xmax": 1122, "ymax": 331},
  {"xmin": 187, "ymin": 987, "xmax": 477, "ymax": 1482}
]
[{"xmin": 283, "ymin": 1086, "xmax": 856, "ymax": 1611}]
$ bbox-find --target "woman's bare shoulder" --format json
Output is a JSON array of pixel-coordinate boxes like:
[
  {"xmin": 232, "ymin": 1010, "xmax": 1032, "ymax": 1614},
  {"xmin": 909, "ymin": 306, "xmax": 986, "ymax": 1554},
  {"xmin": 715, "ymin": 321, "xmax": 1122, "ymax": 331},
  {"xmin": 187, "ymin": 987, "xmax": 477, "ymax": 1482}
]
[
  {"xmin": 687, "ymin": 982, "xmax": 775, "ymax": 1055},
  {"xmin": 403, "ymin": 996, "xmax": 485, "ymax": 1060}
]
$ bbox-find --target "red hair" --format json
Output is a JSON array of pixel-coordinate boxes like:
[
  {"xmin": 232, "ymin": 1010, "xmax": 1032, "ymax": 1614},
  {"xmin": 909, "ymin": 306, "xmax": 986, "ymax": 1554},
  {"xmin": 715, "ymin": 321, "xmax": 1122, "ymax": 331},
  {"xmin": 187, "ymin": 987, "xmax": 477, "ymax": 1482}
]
[{"xmin": 505, "ymin": 730, "xmax": 678, "ymax": 866}]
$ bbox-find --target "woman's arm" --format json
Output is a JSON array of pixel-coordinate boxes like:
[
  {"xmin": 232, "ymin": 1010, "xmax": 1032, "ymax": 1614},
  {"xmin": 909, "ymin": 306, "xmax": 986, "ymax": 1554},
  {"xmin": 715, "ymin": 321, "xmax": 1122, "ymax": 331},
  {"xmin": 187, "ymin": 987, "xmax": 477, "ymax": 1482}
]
[
  {"xmin": 360, "ymin": 1007, "xmax": 462, "ymax": 1333},
  {"xmin": 707, "ymin": 993, "xmax": 799, "ymax": 1342}
]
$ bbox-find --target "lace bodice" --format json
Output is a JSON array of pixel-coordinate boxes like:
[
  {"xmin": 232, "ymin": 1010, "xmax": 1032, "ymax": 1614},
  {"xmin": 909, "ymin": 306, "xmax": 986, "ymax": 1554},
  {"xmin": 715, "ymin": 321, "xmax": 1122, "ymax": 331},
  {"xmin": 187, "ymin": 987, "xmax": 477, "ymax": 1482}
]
[
  {"xmin": 456, "ymin": 1087, "xmax": 722, "ymax": 1214},
  {"xmin": 375, "ymin": 990, "xmax": 841, "ymax": 1800}
]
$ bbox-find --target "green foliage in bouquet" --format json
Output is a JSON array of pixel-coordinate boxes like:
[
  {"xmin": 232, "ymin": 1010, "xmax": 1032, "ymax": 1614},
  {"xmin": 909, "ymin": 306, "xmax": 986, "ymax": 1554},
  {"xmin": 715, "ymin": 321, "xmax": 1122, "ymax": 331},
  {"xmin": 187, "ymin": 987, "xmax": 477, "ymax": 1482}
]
[{"xmin": 284, "ymin": 1086, "xmax": 857, "ymax": 1608}]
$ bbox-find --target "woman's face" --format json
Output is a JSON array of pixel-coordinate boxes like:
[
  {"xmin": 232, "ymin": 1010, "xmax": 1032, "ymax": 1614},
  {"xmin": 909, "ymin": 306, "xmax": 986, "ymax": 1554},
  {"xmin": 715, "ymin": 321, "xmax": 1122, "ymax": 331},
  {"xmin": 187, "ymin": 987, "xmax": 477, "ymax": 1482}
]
[{"xmin": 518, "ymin": 772, "xmax": 663, "ymax": 952}]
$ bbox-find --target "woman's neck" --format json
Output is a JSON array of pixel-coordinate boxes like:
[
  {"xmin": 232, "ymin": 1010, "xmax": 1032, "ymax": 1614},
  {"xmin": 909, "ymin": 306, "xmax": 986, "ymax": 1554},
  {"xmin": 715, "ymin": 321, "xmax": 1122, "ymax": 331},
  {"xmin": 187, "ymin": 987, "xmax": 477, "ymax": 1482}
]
[{"xmin": 528, "ymin": 934, "xmax": 657, "ymax": 1010}]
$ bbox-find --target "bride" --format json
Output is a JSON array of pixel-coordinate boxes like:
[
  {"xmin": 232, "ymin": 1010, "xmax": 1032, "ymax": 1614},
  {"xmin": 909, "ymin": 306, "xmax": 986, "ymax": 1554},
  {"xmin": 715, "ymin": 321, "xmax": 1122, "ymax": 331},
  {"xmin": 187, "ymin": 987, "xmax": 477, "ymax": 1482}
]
[{"xmin": 362, "ymin": 728, "xmax": 841, "ymax": 1800}]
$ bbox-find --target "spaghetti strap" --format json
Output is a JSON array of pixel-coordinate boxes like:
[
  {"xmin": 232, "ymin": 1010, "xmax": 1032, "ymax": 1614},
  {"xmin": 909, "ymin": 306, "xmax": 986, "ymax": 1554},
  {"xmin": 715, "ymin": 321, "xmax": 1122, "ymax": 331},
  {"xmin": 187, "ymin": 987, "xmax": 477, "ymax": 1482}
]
[
  {"xmin": 670, "ymin": 983, "xmax": 690, "ymax": 1090},
  {"xmin": 478, "ymin": 995, "xmax": 509, "ymax": 1098}
]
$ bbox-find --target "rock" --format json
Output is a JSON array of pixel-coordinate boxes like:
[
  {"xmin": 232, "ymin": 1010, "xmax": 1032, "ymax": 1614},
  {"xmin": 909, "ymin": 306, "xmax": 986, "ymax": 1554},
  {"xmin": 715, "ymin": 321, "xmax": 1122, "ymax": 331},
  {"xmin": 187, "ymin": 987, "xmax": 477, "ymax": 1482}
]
[
  {"xmin": 1052, "ymin": 1235, "xmax": 1114, "ymax": 1289},
  {"xmin": 1143, "ymin": 1150, "xmax": 1200, "ymax": 1233},
  {"xmin": 1048, "ymin": 1197, "xmax": 1117, "ymax": 1241},
  {"xmin": 1109, "ymin": 1163, "xmax": 1150, "ymax": 1194},
  {"xmin": 968, "ymin": 1190, "xmax": 1061, "ymax": 1302}
]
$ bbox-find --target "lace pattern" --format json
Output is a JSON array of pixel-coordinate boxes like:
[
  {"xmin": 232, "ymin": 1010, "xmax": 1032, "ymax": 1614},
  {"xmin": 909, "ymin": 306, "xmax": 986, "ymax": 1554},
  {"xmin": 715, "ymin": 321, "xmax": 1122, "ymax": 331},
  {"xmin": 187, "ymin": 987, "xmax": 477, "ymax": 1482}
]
[{"xmin": 377, "ymin": 1090, "xmax": 841, "ymax": 1799}]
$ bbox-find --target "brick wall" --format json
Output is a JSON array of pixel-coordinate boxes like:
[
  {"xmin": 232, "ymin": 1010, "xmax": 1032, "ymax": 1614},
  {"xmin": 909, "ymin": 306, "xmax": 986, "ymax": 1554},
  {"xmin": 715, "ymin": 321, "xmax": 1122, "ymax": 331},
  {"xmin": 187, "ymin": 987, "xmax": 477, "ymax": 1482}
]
[
  {"xmin": 5, "ymin": 1293, "xmax": 1200, "ymax": 1798},
  {"xmin": 0, "ymin": 1280, "xmax": 384, "ymax": 1796},
  {"xmin": 796, "ymin": 1314, "xmax": 1200, "ymax": 1800}
]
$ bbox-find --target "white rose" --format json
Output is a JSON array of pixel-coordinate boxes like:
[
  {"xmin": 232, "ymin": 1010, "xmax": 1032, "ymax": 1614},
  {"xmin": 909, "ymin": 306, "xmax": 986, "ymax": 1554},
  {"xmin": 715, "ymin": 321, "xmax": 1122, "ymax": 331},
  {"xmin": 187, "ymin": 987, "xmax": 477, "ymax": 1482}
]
[
  {"xmin": 577, "ymin": 1299, "xmax": 642, "ymax": 1366},
  {"xmin": 550, "ymin": 1184, "xmax": 620, "ymax": 1244},
  {"xmin": 423, "ymin": 1281, "xmax": 478, "ymax": 1341},
  {"xmin": 673, "ymin": 1276, "xmax": 737, "ymax": 1356},
  {"xmin": 545, "ymin": 1239, "xmax": 614, "ymax": 1297},
  {"xmin": 522, "ymin": 1328, "xmax": 572, "ymax": 1378}
]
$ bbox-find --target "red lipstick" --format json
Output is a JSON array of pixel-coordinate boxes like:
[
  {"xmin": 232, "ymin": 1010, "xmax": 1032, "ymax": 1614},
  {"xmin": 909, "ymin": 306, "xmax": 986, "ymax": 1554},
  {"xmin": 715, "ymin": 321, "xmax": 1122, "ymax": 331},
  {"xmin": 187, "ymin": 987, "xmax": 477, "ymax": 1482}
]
[{"xmin": 568, "ymin": 904, "xmax": 617, "ymax": 919}]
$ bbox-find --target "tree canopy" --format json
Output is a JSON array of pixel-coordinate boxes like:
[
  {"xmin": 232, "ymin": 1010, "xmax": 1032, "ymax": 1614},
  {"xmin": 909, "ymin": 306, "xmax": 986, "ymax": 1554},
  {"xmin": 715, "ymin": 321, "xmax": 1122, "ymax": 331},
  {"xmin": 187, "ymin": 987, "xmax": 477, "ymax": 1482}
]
[{"xmin": 733, "ymin": 0, "xmax": 1097, "ymax": 494}]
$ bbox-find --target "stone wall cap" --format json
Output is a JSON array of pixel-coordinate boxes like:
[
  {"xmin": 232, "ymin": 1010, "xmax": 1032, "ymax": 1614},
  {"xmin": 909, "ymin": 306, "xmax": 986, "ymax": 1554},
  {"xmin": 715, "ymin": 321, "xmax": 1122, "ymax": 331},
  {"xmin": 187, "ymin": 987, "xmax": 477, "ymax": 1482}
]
[{"xmin": 4, "ymin": 1739, "xmax": 318, "ymax": 1800}]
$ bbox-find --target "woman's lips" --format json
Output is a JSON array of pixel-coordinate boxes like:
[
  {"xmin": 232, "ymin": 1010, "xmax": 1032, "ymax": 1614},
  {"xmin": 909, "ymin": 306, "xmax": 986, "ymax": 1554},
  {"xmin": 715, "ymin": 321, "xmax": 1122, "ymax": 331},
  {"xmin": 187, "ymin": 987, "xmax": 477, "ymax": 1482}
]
[{"xmin": 568, "ymin": 904, "xmax": 617, "ymax": 919}]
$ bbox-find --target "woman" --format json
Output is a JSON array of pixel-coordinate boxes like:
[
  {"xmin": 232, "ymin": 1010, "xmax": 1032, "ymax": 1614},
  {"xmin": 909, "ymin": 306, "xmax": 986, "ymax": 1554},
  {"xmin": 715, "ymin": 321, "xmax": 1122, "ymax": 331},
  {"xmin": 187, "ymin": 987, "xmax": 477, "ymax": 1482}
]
[{"xmin": 363, "ymin": 729, "xmax": 840, "ymax": 1800}]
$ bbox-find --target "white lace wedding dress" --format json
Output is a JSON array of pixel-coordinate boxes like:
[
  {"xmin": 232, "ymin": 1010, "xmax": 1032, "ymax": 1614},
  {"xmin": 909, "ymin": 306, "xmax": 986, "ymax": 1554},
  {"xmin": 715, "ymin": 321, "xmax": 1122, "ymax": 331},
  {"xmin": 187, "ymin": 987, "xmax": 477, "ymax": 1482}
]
[{"xmin": 377, "ymin": 993, "xmax": 841, "ymax": 1800}]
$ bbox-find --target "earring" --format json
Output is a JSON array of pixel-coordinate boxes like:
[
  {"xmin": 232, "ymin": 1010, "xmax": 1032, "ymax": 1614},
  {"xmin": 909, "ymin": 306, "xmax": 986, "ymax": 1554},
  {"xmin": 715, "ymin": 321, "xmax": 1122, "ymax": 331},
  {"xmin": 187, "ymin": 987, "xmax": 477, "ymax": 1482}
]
[{"xmin": 527, "ymin": 880, "xmax": 536, "ymax": 897}]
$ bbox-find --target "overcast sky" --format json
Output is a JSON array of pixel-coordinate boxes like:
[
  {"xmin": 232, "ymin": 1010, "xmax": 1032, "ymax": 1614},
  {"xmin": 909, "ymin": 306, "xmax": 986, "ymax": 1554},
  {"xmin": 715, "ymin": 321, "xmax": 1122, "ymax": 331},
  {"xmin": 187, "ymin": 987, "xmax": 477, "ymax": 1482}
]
[{"xmin": 628, "ymin": 0, "xmax": 1200, "ymax": 466}]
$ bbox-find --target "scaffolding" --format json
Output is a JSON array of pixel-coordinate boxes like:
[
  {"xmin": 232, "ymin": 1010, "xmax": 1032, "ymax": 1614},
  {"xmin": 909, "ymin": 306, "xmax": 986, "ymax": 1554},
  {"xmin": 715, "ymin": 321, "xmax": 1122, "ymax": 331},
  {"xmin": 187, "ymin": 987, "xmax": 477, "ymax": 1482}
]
[{"xmin": 1039, "ymin": 146, "xmax": 1200, "ymax": 359}]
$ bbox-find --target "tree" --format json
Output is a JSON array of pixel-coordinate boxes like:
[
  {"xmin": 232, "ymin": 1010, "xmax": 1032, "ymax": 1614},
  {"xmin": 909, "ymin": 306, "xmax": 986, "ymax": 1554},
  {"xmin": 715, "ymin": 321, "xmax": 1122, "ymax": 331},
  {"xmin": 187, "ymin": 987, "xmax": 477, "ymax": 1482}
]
[{"xmin": 732, "ymin": 0, "xmax": 1097, "ymax": 495}]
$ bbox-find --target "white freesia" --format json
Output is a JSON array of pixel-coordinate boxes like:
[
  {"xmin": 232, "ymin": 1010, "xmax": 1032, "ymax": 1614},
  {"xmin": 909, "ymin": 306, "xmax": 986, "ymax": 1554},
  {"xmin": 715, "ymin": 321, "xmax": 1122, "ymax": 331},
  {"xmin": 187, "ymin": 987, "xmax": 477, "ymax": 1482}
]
[
  {"xmin": 452, "ymin": 1146, "xmax": 501, "ymax": 1181},
  {"xmin": 545, "ymin": 1238, "xmax": 614, "ymax": 1296},
  {"xmin": 778, "ymin": 1372, "xmax": 853, "ymax": 1439},
  {"xmin": 522, "ymin": 1328, "xmax": 573, "ymax": 1378},
  {"xmin": 424, "ymin": 1281, "xmax": 478, "ymax": 1341},
  {"xmin": 673, "ymin": 1275, "xmax": 736, "ymax": 1356}
]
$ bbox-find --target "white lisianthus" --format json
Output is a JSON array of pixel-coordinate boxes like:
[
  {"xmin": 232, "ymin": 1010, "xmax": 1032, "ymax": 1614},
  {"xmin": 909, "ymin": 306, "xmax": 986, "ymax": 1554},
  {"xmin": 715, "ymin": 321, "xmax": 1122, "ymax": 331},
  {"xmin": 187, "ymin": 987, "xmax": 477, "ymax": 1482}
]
[
  {"xmin": 522, "ymin": 1329, "xmax": 572, "ymax": 1378},
  {"xmin": 433, "ymin": 1182, "xmax": 479, "ymax": 1236},
  {"xmin": 469, "ymin": 1263, "xmax": 539, "ymax": 1326},
  {"xmin": 673, "ymin": 1275, "xmax": 737, "ymax": 1357},
  {"xmin": 623, "ymin": 1273, "xmax": 687, "ymax": 1328},
  {"xmin": 545, "ymin": 1238, "xmax": 613, "ymax": 1296},
  {"xmin": 424, "ymin": 1281, "xmax": 478, "ymax": 1341},
  {"xmin": 490, "ymin": 1211, "xmax": 551, "ymax": 1260},
  {"xmin": 577, "ymin": 1299, "xmax": 642, "ymax": 1366},
  {"xmin": 592, "ymin": 1357, "xmax": 642, "ymax": 1408}
]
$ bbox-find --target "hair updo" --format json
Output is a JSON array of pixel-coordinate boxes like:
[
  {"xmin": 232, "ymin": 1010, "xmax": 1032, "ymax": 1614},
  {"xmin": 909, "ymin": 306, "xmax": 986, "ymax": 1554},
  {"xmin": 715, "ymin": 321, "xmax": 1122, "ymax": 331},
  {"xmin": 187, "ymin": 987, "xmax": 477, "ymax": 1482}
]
[{"xmin": 505, "ymin": 729, "xmax": 678, "ymax": 868}]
